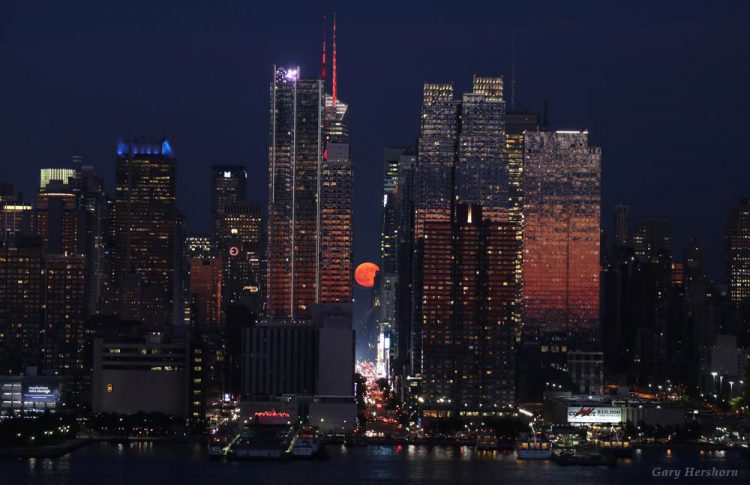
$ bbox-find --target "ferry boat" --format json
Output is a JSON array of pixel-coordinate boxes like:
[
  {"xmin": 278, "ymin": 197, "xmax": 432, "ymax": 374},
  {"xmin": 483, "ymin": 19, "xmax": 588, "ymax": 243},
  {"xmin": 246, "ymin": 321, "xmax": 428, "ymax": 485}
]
[
  {"xmin": 516, "ymin": 430, "xmax": 552, "ymax": 459},
  {"xmin": 226, "ymin": 410, "xmax": 293, "ymax": 460},
  {"xmin": 551, "ymin": 448, "xmax": 616, "ymax": 467},
  {"xmin": 475, "ymin": 428, "xmax": 499, "ymax": 451},
  {"xmin": 207, "ymin": 435, "xmax": 230, "ymax": 458},
  {"xmin": 291, "ymin": 427, "xmax": 322, "ymax": 458},
  {"xmin": 589, "ymin": 427, "xmax": 632, "ymax": 458}
]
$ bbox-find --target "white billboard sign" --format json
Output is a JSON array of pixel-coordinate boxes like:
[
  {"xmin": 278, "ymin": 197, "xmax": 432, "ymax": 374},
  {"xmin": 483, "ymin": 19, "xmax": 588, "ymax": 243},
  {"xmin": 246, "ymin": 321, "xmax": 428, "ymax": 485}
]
[{"xmin": 567, "ymin": 406, "xmax": 622, "ymax": 424}]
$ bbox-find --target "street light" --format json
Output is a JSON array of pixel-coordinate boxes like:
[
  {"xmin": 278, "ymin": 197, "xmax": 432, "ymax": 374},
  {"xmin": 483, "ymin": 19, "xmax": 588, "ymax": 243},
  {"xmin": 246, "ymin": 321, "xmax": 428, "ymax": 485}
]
[
  {"xmin": 729, "ymin": 381, "xmax": 734, "ymax": 398},
  {"xmin": 711, "ymin": 372, "xmax": 718, "ymax": 394}
]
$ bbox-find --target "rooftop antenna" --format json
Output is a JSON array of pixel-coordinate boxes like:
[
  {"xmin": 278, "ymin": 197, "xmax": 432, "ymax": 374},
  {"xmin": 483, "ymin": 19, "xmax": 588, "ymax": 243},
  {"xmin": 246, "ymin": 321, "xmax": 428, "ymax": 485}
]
[
  {"xmin": 321, "ymin": 15, "xmax": 327, "ymax": 84},
  {"xmin": 510, "ymin": 25, "xmax": 517, "ymax": 110},
  {"xmin": 543, "ymin": 95, "xmax": 549, "ymax": 129},
  {"xmin": 332, "ymin": 13, "xmax": 337, "ymax": 107}
]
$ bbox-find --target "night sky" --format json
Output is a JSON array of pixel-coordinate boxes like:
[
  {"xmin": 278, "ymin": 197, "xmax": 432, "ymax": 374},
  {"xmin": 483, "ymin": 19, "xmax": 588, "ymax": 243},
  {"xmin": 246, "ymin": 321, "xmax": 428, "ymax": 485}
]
[{"xmin": 3, "ymin": 0, "xmax": 750, "ymax": 286}]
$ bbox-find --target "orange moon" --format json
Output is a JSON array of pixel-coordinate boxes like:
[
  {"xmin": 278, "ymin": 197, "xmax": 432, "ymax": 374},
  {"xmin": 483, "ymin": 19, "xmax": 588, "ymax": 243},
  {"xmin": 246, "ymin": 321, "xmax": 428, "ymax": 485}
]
[{"xmin": 354, "ymin": 262, "xmax": 380, "ymax": 288}]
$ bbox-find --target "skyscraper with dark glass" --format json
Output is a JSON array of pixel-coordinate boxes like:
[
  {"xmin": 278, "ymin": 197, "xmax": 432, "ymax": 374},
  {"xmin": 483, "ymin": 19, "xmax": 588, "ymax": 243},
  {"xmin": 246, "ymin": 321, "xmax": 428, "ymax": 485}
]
[
  {"xmin": 113, "ymin": 139, "xmax": 178, "ymax": 325},
  {"xmin": 522, "ymin": 131, "xmax": 601, "ymax": 343}
]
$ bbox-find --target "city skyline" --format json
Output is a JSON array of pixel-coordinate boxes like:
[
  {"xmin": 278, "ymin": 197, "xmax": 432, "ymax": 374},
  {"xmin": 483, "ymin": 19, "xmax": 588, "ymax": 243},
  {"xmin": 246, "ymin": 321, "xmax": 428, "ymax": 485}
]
[
  {"xmin": 4, "ymin": 1, "xmax": 750, "ymax": 283},
  {"xmin": 2, "ymin": 4, "xmax": 750, "ymax": 481}
]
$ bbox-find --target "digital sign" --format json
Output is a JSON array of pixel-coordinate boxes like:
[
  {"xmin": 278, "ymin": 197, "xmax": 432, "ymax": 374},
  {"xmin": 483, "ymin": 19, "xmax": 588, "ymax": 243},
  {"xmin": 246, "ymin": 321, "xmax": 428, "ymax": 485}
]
[
  {"xmin": 567, "ymin": 406, "xmax": 622, "ymax": 424},
  {"xmin": 22, "ymin": 383, "xmax": 59, "ymax": 404}
]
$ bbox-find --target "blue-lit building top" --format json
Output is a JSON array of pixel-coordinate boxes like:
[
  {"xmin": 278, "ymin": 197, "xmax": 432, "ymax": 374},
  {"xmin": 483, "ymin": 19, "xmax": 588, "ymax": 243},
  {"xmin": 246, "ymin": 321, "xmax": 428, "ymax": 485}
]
[{"xmin": 117, "ymin": 138, "xmax": 174, "ymax": 158}]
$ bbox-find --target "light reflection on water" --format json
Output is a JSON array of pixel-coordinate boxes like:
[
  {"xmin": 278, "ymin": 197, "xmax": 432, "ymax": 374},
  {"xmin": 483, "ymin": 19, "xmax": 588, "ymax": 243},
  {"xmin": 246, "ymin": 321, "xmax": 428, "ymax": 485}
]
[{"xmin": 1, "ymin": 443, "xmax": 747, "ymax": 485}]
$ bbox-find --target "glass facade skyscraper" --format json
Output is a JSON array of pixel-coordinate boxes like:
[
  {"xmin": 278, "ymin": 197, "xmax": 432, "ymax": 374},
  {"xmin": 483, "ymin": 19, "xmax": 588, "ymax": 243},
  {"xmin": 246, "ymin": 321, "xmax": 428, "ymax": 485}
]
[
  {"xmin": 522, "ymin": 131, "xmax": 601, "ymax": 342},
  {"xmin": 266, "ymin": 66, "xmax": 352, "ymax": 321}
]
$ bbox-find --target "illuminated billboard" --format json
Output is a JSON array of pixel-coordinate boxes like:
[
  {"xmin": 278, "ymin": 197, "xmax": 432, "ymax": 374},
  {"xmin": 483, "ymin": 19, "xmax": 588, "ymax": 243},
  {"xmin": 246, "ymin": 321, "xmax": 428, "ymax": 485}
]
[
  {"xmin": 22, "ymin": 382, "xmax": 59, "ymax": 404},
  {"xmin": 567, "ymin": 406, "xmax": 622, "ymax": 424}
]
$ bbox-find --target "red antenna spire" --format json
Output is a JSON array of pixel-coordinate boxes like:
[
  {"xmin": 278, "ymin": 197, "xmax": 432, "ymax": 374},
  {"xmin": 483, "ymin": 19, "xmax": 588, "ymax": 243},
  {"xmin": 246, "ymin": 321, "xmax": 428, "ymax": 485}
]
[
  {"xmin": 321, "ymin": 15, "xmax": 327, "ymax": 83},
  {"xmin": 332, "ymin": 13, "xmax": 337, "ymax": 107}
]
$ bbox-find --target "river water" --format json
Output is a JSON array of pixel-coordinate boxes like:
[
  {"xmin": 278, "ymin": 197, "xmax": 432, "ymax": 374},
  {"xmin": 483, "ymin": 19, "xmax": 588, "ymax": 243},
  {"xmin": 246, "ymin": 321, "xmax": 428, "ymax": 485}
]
[{"xmin": 0, "ymin": 442, "xmax": 747, "ymax": 484}]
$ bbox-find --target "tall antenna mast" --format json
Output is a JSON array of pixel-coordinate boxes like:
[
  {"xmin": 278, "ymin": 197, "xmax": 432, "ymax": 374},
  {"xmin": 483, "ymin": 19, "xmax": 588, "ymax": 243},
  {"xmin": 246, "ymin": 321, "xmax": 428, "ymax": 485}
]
[
  {"xmin": 321, "ymin": 15, "xmax": 327, "ymax": 83},
  {"xmin": 510, "ymin": 25, "xmax": 517, "ymax": 110},
  {"xmin": 332, "ymin": 13, "xmax": 337, "ymax": 107}
]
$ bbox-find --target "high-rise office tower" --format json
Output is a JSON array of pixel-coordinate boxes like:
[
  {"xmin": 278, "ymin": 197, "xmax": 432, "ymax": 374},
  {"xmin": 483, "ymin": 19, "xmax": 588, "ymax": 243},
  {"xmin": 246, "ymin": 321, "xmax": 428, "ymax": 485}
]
[
  {"xmin": 73, "ymin": 163, "xmax": 107, "ymax": 317},
  {"xmin": 319, "ymin": 62, "xmax": 352, "ymax": 308},
  {"xmin": 211, "ymin": 165, "xmax": 247, "ymax": 239},
  {"xmin": 0, "ymin": 185, "xmax": 31, "ymax": 243},
  {"xmin": 379, "ymin": 147, "xmax": 417, "ymax": 379},
  {"xmin": 633, "ymin": 217, "xmax": 671, "ymax": 262},
  {"xmin": 614, "ymin": 203, "xmax": 631, "ymax": 251},
  {"xmin": 415, "ymin": 83, "xmax": 459, "ymax": 236},
  {"xmin": 190, "ymin": 256, "xmax": 223, "ymax": 327},
  {"xmin": 505, "ymin": 110, "xmax": 539, "ymax": 333},
  {"xmin": 217, "ymin": 202, "xmax": 263, "ymax": 310},
  {"xmin": 727, "ymin": 199, "xmax": 750, "ymax": 303},
  {"xmin": 44, "ymin": 253, "xmax": 88, "ymax": 404},
  {"xmin": 185, "ymin": 234, "xmax": 212, "ymax": 259},
  {"xmin": 113, "ymin": 139, "xmax": 178, "ymax": 324},
  {"xmin": 455, "ymin": 76, "xmax": 507, "ymax": 221},
  {"xmin": 266, "ymin": 65, "xmax": 352, "ymax": 320},
  {"xmin": 33, "ymin": 190, "xmax": 79, "ymax": 255},
  {"xmin": 381, "ymin": 148, "xmax": 403, "ymax": 275},
  {"xmin": 523, "ymin": 131, "xmax": 601, "ymax": 343},
  {"xmin": 39, "ymin": 168, "xmax": 76, "ymax": 191},
  {"xmin": 419, "ymin": 204, "xmax": 517, "ymax": 416},
  {"xmin": 266, "ymin": 66, "xmax": 322, "ymax": 320},
  {"xmin": 0, "ymin": 238, "xmax": 44, "ymax": 371}
]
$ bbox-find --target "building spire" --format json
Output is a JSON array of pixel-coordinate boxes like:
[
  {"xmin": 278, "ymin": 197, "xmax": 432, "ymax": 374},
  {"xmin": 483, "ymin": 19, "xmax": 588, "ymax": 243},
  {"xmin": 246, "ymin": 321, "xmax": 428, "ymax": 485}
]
[
  {"xmin": 332, "ymin": 13, "xmax": 337, "ymax": 107},
  {"xmin": 510, "ymin": 25, "xmax": 517, "ymax": 110},
  {"xmin": 322, "ymin": 15, "xmax": 327, "ymax": 83}
]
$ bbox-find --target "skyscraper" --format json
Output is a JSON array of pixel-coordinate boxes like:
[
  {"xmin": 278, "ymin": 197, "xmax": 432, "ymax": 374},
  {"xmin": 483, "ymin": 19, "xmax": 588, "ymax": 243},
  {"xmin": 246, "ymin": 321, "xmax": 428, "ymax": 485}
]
[
  {"xmin": 319, "ymin": 91, "xmax": 352, "ymax": 308},
  {"xmin": 33, "ymin": 190, "xmax": 79, "ymax": 255},
  {"xmin": 72, "ymin": 163, "xmax": 107, "ymax": 317},
  {"xmin": 633, "ymin": 217, "xmax": 671, "ymax": 263},
  {"xmin": 523, "ymin": 131, "xmax": 601, "ymax": 343},
  {"xmin": 411, "ymin": 76, "xmax": 517, "ymax": 396},
  {"xmin": 266, "ymin": 66, "xmax": 322, "ymax": 321},
  {"xmin": 727, "ymin": 199, "xmax": 750, "ymax": 303},
  {"xmin": 113, "ymin": 139, "xmax": 178, "ymax": 324},
  {"xmin": 266, "ymin": 65, "xmax": 352, "ymax": 321},
  {"xmin": 0, "ymin": 238, "xmax": 44, "ymax": 372},
  {"xmin": 190, "ymin": 256, "xmax": 223, "ymax": 327},
  {"xmin": 419, "ymin": 204, "xmax": 517, "ymax": 416},
  {"xmin": 455, "ymin": 76, "xmax": 507, "ymax": 221},
  {"xmin": 378, "ymin": 147, "xmax": 416, "ymax": 378},
  {"xmin": 44, "ymin": 253, "xmax": 88, "ymax": 404},
  {"xmin": 217, "ymin": 202, "xmax": 262, "ymax": 309},
  {"xmin": 414, "ymin": 83, "xmax": 459, "ymax": 236},
  {"xmin": 614, "ymin": 203, "xmax": 631, "ymax": 251},
  {"xmin": 505, "ymin": 110, "xmax": 540, "ymax": 333},
  {"xmin": 0, "ymin": 185, "xmax": 31, "ymax": 243},
  {"xmin": 211, "ymin": 165, "xmax": 247, "ymax": 240}
]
